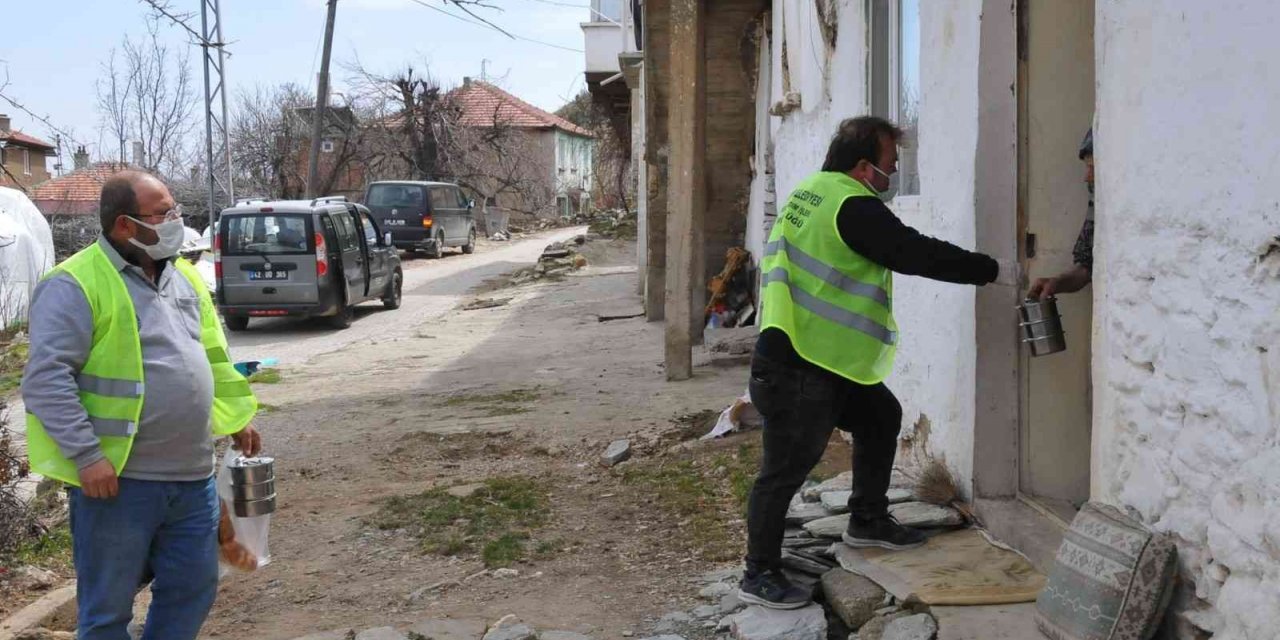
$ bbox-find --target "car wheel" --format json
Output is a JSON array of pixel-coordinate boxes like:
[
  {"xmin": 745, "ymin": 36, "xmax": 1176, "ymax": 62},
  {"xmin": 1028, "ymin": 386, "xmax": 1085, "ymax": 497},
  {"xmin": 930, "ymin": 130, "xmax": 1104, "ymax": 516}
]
[
  {"xmin": 425, "ymin": 233, "xmax": 444, "ymax": 259},
  {"xmin": 329, "ymin": 300, "xmax": 355, "ymax": 329},
  {"xmin": 462, "ymin": 227, "xmax": 476, "ymax": 254},
  {"xmin": 382, "ymin": 271, "xmax": 403, "ymax": 310},
  {"xmin": 225, "ymin": 316, "xmax": 249, "ymax": 332}
]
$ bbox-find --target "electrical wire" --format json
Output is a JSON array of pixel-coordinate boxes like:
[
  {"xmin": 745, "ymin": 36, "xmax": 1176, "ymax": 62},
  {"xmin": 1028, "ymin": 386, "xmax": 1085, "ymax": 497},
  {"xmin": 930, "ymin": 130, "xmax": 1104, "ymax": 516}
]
[{"xmin": 408, "ymin": 0, "xmax": 584, "ymax": 53}]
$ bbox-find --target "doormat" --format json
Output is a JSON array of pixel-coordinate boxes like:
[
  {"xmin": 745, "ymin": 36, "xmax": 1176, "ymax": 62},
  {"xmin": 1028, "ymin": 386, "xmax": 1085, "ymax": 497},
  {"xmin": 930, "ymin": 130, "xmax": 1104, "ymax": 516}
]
[{"xmin": 833, "ymin": 528, "xmax": 1046, "ymax": 605}]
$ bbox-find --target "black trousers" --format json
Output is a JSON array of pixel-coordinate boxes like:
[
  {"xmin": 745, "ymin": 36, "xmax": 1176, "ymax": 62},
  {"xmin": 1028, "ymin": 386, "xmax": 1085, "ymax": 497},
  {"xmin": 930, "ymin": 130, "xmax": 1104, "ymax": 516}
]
[{"xmin": 744, "ymin": 353, "xmax": 903, "ymax": 574}]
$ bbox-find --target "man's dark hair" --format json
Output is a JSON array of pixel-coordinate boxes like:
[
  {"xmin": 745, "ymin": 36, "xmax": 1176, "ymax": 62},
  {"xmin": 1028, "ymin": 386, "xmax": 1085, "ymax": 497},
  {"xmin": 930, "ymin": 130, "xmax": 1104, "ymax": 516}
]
[
  {"xmin": 821, "ymin": 116, "xmax": 904, "ymax": 173},
  {"xmin": 98, "ymin": 171, "xmax": 152, "ymax": 232}
]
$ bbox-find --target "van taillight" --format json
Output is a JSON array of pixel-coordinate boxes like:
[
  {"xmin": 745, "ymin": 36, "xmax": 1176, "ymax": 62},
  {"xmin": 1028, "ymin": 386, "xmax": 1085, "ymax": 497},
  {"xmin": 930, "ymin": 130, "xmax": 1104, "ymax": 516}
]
[
  {"xmin": 315, "ymin": 232, "xmax": 328, "ymax": 276},
  {"xmin": 422, "ymin": 214, "xmax": 433, "ymax": 228},
  {"xmin": 213, "ymin": 233, "xmax": 222, "ymax": 279}
]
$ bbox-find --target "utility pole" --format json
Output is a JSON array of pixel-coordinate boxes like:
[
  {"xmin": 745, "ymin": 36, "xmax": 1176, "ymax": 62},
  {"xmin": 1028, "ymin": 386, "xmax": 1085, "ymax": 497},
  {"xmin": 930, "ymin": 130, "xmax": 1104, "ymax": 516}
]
[
  {"xmin": 481, "ymin": 59, "xmax": 490, "ymax": 82},
  {"xmin": 200, "ymin": 0, "xmax": 234, "ymax": 224},
  {"xmin": 306, "ymin": 0, "xmax": 339, "ymax": 199}
]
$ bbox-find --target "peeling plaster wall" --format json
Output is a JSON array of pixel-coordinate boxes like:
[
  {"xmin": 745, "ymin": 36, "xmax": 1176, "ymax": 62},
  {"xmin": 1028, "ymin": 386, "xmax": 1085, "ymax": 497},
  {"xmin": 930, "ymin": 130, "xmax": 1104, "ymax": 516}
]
[
  {"xmin": 1093, "ymin": 2, "xmax": 1280, "ymax": 637},
  {"xmin": 766, "ymin": 0, "xmax": 986, "ymax": 493}
]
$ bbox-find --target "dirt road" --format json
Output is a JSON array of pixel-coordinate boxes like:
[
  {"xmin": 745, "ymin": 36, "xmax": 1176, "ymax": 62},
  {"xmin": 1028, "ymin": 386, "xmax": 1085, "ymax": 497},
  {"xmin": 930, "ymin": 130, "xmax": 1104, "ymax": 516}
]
[
  {"xmin": 227, "ymin": 227, "xmax": 587, "ymax": 366},
  {"xmin": 202, "ymin": 238, "xmax": 757, "ymax": 639}
]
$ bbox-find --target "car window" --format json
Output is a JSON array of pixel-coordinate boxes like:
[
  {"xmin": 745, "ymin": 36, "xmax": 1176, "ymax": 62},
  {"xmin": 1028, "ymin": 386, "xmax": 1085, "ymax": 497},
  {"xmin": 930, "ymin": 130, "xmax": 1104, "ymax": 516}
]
[
  {"xmin": 359, "ymin": 213, "xmax": 378, "ymax": 245},
  {"xmin": 224, "ymin": 215, "xmax": 311, "ymax": 255},
  {"xmin": 333, "ymin": 213, "xmax": 359, "ymax": 251},
  {"xmin": 367, "ymin": 184, "xmax": 425, "ymax": 208},
  {"xmin": 430, "ymin": 187, "xmax": 454, "ymax": 210},
  {"xmin": 455, "ymin": 188, "xmax": 469, "ymax": 209}
]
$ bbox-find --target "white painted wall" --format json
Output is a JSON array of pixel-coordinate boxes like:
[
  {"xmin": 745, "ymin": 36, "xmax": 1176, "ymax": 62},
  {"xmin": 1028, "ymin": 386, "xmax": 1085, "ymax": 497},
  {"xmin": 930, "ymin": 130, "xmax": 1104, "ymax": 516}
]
[
  {"xmin": 766, "ymin": 0, "xmax": 987, "ymax": 494},
  {"xmin": 1093, "ymin": 2, "xmax": 1280, "ymax": 637}
]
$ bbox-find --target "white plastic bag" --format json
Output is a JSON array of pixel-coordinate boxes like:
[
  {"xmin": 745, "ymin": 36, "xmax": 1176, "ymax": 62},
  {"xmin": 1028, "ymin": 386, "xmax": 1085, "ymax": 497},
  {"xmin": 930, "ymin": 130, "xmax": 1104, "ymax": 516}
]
[
  {"xmin": 216, "ymin": 448, "xmax": 272, "ymax": 574},
  {"xmin": 701, "ymin": 388, "xmax": 762, "ymax": 440}
]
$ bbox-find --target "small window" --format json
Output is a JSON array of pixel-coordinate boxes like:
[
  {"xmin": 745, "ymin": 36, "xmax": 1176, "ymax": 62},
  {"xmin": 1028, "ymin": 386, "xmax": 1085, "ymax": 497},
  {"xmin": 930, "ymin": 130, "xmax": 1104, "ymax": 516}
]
[
  {"xmin": 455, "ymin": 188, "xmax": 469, "ymax": 208},
  {"xmin": 23, "ymin": 149, "xmax": 31, "ymax": 176},
  {"xmin": 360, "ymin": 213, "xmax": 379, "ymax": 245},
  {"xmin": 430, "ymin": 187, "xmax": 454, "ymax": 210},
  {"xmin": 321, "ymin": 140, "xmax": 335, "ymax": 153},
  {"xmin": 868, "ymin": 0, "xmax": 921, "ymax": 196},
  {"xmin": 592, "ymin": 0, "xmax": 623, "ymax": 22}
]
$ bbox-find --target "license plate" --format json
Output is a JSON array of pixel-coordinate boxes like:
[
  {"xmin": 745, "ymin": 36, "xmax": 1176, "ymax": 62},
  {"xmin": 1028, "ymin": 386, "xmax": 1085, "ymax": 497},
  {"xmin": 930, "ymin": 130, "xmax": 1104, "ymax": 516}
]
[
  {"xmin": 248, "ymin": 270, "xmax": 289, "ymax": 280},
  {"xmin": 384, "ymin": 219, "xmax": 406, "ymax": 226}
]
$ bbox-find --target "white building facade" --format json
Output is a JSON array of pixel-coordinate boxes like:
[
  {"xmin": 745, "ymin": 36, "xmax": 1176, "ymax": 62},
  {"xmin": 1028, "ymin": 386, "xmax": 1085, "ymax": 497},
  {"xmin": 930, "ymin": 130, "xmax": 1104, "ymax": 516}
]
[{"xmin": 736, "ymin": 1, "xmax": 1280, "ymax": 637}]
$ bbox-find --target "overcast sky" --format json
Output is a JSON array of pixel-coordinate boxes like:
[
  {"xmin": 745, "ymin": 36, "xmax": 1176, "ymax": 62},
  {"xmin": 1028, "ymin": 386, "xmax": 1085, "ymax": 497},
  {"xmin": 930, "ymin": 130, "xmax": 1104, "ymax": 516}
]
[{"xmin": 0, "ymin": 0, "xmax": 590, "ymax": 169}]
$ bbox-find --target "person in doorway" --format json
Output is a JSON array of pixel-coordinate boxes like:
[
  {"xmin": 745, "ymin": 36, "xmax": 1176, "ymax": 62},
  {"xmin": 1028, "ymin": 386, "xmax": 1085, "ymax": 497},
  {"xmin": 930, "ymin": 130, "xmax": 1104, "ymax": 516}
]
[
  {"xmin": 1028, "ymin": 128, "xmax": 1094, "ymax": 299},
  {"xmin": 22, "ymin": 171, "xmax": 261, "ymax": 640},
  {"xmin": 739, "ymin": 116, "xmax": 1018, "ymax": 609}
]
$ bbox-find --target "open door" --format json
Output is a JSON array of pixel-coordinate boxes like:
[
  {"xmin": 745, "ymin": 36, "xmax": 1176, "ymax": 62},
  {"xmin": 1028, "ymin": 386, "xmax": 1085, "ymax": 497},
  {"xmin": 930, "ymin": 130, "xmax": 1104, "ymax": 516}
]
[{"xmin": 1017, "ymin": 0, "xmax": 1095, "ymax": 522}]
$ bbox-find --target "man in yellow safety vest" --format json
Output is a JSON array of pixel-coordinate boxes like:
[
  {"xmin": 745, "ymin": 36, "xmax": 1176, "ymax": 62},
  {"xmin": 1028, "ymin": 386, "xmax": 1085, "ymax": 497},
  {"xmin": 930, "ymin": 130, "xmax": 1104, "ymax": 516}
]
[
  {"xmin": 22, "ymin": 171, "xmax": 260, "ymax": 639},
  {"xmin": 738, "ymin": 117, "xmax": 1017, "ymax": 609}
]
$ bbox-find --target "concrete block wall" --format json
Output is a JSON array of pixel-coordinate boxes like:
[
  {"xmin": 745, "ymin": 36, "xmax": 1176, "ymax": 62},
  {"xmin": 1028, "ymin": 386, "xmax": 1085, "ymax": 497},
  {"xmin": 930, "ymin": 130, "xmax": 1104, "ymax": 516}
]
[{"xmin": 1093, "ymin": 2, "xmax": 1280, "ymax": 638}]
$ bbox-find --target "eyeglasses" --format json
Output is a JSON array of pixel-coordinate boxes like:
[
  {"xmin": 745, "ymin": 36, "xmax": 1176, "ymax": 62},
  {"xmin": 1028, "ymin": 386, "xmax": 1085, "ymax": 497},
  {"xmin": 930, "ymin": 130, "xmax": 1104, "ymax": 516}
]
[{"xmin": 136, "ymin": 205, "xmax": 184, "ymax": 222}]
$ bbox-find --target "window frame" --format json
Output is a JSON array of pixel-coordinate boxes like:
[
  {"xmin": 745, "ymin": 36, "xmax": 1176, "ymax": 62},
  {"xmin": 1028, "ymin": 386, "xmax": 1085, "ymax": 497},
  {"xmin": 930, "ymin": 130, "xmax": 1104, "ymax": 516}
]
[
  {"xmin": 867, "ymin": 0, "xmax": 921, "ymax": 197},
  {"xmin": 321, "ymin": 140, "xmax": 335, "ymax": 153},
  {"xmin": 22, "ymin": 148, "xmax": 31, "ymax": 176}
]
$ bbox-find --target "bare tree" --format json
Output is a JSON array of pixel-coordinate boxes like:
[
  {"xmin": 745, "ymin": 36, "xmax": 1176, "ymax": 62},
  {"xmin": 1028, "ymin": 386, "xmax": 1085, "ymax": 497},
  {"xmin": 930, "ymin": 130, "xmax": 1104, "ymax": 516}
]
[
  {"xmin": 351, "ymin": 63, "xmax": 560, "ymax": 216},
  {"xmin": 96, "ymin": 49, "xmax": 134, "ymax": 165},
  {"xmin": 95, "ymin": 19, "xmax": 198, "ymax": 175}
]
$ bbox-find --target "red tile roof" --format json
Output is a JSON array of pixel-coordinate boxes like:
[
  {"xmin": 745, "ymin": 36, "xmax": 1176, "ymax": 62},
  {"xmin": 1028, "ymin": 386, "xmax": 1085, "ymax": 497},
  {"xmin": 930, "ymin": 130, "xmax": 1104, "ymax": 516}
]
[
  {"xmin": 451, "ymin": 81, "xmax": 593, "ymax": 137},
  {"xmin": 0, "ymin": 129, "xmax": 55, "ymax": 150},
  {"xmin": 31, "ymin": 162, "xmax": 133, "ymax": 204}
]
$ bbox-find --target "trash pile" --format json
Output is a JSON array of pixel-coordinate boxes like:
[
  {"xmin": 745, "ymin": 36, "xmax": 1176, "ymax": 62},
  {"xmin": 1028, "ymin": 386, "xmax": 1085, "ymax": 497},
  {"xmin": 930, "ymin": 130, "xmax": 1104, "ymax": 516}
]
[
  {"xmin": 705, "ymin": 248, "xmax": 755, "ymax": 330},
  {"xmin": 508, "ymin": 236, "xmax": 589, "ymax": 286}
]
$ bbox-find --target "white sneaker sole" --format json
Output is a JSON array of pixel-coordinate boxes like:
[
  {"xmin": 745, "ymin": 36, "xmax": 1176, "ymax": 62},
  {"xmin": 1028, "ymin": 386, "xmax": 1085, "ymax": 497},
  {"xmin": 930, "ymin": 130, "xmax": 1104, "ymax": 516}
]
[
  {"xmin": 737, "ymin": 589, "xmax": 811, "ymax": 610},
  {"xmin": 841, "ymin": 532, "xmax": 927, "ymax": 551}
]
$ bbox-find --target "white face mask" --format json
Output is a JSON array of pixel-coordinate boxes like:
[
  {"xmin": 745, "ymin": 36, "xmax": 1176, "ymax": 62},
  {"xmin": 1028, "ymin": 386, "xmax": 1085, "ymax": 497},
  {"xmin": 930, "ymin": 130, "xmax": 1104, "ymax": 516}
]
[
  {"xmin": 870, "ymin": 165, "xmax": 898, "ymax": 202},
  {"xmin": 127, "ymin": 216, "xmax": 186, "ymax": 260}
]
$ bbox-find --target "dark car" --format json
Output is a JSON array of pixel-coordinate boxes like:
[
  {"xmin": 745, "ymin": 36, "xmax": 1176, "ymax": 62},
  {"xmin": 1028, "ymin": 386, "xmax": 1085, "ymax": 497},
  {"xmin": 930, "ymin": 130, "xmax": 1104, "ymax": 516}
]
[
  {"xmin": 215, "ymin": 197, "xmax": 403, "ymax": 330},
  {"xmin": 363, "ymin": 181, "xmax": 477, "ymax": 258}
]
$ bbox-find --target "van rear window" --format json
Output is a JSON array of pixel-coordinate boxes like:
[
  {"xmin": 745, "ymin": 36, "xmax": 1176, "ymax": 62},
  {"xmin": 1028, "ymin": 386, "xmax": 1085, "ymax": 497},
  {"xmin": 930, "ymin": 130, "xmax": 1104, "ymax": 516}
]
[
  {"xmin": 367, "ymin": 184, "xmax": 426, "ymax": 208},
  {"xmin": 224, "ymin": 215, "xmax": 312, "ymax": 255}
]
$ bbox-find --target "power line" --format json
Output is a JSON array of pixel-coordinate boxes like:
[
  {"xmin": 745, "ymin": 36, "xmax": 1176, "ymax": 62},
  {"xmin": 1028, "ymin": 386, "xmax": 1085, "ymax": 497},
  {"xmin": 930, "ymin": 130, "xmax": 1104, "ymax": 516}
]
[
  {"xmin": 408, "ymin": 0, "xmax": 584, "ymax": 53},
  {"xmin": 0, "ymin": 80, "xmax": 89, "ymax": 151},
  {"xmin": 519, "ymin": 0, "xmax": 591, "ymax": 8}
]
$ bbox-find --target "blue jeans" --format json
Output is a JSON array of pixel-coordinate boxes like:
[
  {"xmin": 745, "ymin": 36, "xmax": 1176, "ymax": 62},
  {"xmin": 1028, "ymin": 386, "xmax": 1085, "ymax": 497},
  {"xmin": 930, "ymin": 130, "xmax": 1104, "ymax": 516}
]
[{"xmin": 69, "ymin": 477, "xmax": 220, "ymax": 640}]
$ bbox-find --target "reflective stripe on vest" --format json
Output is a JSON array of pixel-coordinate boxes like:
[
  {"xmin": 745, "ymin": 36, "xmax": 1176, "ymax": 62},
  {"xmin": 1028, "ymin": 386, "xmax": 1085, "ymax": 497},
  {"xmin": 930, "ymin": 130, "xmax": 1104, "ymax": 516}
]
[
  {"xmin": 760, "ymin": 268, "xmax": 897, "ymax": 346},
  {"xmin": 24, "ymin": 243, "xmax": 258, "ymax": 486},
  {"xmin": 763, "ymin": 237, "xmax": 892, "ymax": 310}
]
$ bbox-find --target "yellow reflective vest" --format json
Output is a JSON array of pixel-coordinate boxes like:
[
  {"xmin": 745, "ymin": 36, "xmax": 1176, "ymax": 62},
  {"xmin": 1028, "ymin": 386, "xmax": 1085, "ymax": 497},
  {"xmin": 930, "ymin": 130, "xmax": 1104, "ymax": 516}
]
[
  {"xmin": 25, "ymin": 243, "xmax": 258, "ymax": 486},
  {"xmin": 760, "ymin": 171, "xmax": 898, "ymax": 384}
]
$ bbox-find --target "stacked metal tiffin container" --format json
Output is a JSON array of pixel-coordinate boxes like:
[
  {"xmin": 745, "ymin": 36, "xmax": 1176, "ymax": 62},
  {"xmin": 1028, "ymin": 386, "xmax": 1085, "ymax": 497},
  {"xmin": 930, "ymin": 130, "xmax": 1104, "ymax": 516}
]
[{"xmin": 228, "ymin": 456, "xmax": 276, "ymax": 517}]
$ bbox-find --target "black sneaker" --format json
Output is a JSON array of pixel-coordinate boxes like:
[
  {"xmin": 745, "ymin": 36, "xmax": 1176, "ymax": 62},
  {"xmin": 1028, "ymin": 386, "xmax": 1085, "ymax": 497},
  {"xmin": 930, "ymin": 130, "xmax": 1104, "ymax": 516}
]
[
  {"xmin": 842, "ymin": 515, "xmax": 927, "ymax": 551},
  {"xmin": 738, "ymin": 569, "xmax": 812, "ymax": 610}
]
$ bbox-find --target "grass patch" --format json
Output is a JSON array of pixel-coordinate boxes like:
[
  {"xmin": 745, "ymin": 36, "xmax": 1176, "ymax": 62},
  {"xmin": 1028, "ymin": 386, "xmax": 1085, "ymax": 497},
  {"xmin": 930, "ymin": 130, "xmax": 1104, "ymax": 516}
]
[
  {"xmin": 14, "ymin": 525, "xmax": 72, "ymax": 570},
  {"xmin": 257, "ymin": 403, "xmax": 278, "ymax": 414},
  {"xmin": 0, "ymin": 341, "xmax": 29, "ymax": 395},
  {"xmin": 620, "ymin": 441, "xmax": 762, "ymax": 561},
  {"xmin": 370, "ymin": 476, "xmax": 551, "ymax": 568},
  {"xmin": 247, "ymin": 368, "xmax": 282, "ymax": 384}
]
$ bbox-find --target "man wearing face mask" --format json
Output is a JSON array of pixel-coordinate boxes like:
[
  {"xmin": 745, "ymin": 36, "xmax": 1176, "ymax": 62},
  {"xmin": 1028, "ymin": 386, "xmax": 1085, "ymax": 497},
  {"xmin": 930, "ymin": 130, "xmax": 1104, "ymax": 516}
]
[
  {"xmin": 1028, "ymin": 128, "xmax": 1095, "ymax": 300},
  {"xmin": 22, "ymin": 171, "xmax": 260, "ymax": 639},
  {"xmin": 739, "ymin": 117, "xmax": 1018, "ymax": 609}
]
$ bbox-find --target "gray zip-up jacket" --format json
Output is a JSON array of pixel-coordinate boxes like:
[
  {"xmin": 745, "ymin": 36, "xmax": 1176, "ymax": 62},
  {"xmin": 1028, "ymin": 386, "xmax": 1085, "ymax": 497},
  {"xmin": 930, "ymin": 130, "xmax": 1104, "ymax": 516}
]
[{"xmin": 21, "ymin": 237, "xmax": 216, "ymax": 481}]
